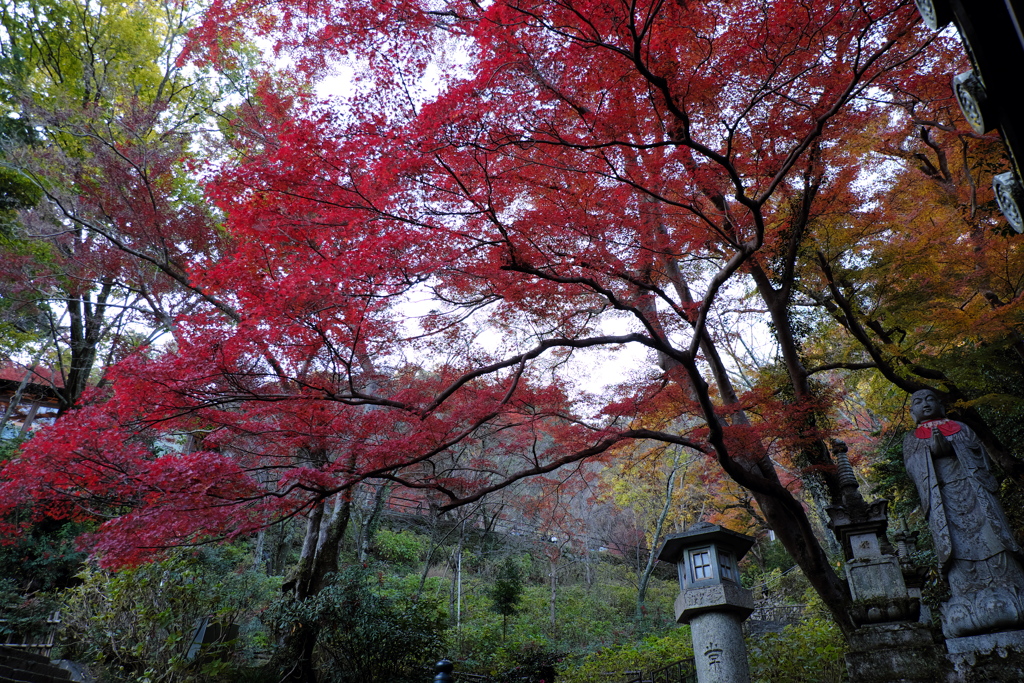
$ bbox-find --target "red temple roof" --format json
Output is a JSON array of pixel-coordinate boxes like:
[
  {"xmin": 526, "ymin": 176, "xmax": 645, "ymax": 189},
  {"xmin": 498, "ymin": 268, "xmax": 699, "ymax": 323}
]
[{"xmin": 0, "ymin": 363, "xmax": 64, "ymax": 389}]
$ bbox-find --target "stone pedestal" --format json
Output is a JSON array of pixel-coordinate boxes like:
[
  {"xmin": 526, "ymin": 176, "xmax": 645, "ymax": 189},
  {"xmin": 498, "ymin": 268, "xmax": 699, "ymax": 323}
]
[
  {"xmin": 689, "ymin": 611, "xmax": 750, "ymax": 683},
  {"xmin": 828, "ymin": 497, "xmax": 920, "ymax": 627},
  {"xmin": 845, "ymin": 556, "xmax": 920, "ymax": 625},
  {"xmin": 945, "ymin": 630, "xmax": 1024, "ymax": 682},
  {"xmin": 674, "ymin": 581, "xmax": 754, "ymax": 683},
  {"xmin": 845, "ymin": 623, "xmax": 945, "ymax": 683}
]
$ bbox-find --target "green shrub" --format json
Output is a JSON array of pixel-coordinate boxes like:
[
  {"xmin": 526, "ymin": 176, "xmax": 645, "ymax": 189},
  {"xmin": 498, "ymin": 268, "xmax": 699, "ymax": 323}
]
[
  {"xmin": 558, "ymin": 626, "xmax": 694, "ymax": 683},
  {"xmin": 60, "ymin": 547, "xmax": 276, "ymax": 683},
  {"xmin": 276, "ymin": 565, "xmax": 448, "ymax": 683},
  {"xmin": 0, "ymin": 514, "xmax": 91, "ymax": 595},
  {"xmin": 748, "ymin": 614, "xmax": 848, "ymax": 683},
  {"xmin": 373, "ymin": 528, "xmax": 426, "ymax": 565}
]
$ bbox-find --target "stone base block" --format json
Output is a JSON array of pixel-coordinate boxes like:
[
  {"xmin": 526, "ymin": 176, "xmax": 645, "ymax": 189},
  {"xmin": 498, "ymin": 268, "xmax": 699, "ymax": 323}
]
[
  {"xmin": 945, "ymin": 628, "xmax": 1024, "ymax": 656},
  {"xmin": 945, "ymin": 629, "xmax": 1024, "ymax": 682},
  {"xmin": 846, "ymin": 623, "xmax": 945, "ymax": 683},
  {"xmin": 675, "ymin": 582, "xmax": 754, "ymax": 624}
]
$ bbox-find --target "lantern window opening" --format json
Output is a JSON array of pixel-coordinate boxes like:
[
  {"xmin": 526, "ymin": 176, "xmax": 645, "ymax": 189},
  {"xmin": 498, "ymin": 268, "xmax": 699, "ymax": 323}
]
[
  {"xmin": 689, "ymin": 546, "xmax": 714, "ymax": 584},
  {"xmin": 719, "ymin": 550, "xmax": 737, "ymax": 582},
  {"xmin": 681, "ymin": 545, "xmax": 741, "ymax": 587}
]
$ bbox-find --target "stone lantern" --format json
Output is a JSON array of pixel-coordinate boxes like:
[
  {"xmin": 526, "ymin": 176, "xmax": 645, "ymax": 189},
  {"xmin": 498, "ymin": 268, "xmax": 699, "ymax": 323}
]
[{"xmin": 658, "ymin": 522, "xmax": 755, "ymax": 683}]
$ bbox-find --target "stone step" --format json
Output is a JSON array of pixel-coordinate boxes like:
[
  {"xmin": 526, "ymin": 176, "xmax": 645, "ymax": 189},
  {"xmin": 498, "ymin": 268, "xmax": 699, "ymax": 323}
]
[
  {"xmin": 0, "ymin": 648, "xmax": 50, "ymax": 666},
  {"xmin": 0, "ymin": 646, "xmax": 72, "ymax": 683}
]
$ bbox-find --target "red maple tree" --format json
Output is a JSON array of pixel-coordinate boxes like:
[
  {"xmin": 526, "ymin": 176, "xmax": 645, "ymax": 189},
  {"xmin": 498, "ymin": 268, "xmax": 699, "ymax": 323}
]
[{"xmin": 1, "ymin": 2, "xmax": 971, "ymax": 666}]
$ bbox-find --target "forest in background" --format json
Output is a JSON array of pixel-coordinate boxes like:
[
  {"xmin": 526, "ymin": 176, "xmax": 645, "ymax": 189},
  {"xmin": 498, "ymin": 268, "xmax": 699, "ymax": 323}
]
[
  {"xmin": 1, "ymin": 467, "xmax": 843, "ymax": 682},
  {"xmin": 1, "ymin": 0, "xmax": 1023, "ymax": 680}
]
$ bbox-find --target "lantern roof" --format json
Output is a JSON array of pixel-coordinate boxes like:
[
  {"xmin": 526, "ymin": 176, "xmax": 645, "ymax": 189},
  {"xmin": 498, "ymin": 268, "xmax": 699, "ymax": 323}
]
[{"xmin": 657, "ymin": 522, "xmax": 756, "ymax": 565}]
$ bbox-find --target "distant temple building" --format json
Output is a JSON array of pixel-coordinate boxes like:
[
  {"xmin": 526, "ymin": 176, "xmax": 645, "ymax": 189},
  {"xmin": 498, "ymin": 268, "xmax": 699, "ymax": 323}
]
[{"xmin": 0, "ymin": 364, "xmax": 61, "ymax": 439}]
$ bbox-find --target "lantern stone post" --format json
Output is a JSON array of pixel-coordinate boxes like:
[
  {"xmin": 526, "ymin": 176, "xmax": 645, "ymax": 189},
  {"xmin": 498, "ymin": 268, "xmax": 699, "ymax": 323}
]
[{"xmin": 658, "ymin": 522, "xmax": 755, "ymax": 683}]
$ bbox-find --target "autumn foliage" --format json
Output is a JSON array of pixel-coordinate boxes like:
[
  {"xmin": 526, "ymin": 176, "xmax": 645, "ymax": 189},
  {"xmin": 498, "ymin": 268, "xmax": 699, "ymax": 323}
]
[{"xmin": 3, "ymin": 0, "xmax": 1016, "ymax": 640}]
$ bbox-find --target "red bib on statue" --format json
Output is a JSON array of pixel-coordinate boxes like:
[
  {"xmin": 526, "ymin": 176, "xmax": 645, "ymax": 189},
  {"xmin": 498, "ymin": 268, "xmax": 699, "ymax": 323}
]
[{"xmin": 914, "ymin": 419, "xmax": 961, "ymax": 439}]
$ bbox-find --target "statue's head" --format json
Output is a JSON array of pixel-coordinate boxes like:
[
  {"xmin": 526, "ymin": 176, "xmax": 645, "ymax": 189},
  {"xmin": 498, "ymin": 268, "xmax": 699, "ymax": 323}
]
[{"xmin": 910, "ymin": 389, "xmax": 946, "ymax": 424}]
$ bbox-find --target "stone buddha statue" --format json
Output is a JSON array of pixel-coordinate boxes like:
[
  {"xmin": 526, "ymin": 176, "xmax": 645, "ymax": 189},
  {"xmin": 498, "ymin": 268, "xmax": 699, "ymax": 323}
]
[{"xmin": 903, "ymin": 389, "xmax": 1024, "ymax": 638}]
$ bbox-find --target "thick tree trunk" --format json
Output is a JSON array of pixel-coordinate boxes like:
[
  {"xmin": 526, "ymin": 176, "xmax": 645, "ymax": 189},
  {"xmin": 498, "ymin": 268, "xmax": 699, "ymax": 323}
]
[
  {"xmin": 252, "ymin": 528, "xmax": 266, "ymax": 572},
  {"xmin": 750, "ymin": 265, "xmax": 843, "ymax": 493},
  {"xmin": 280, "ymin": 497, "xmax": 352, "ymax": 683},
  {"xmin": 639, "ymin": 164, "xmax": 854, "ymax": 630},
  {"xmin": 655, "ymin": 256, "xmax": 853, "ymax": 632},
  {"xmin": 279, "ymin": 508, "xmax": 324, "ymax": 683},
  {"xmin": 753, "ymin": 492, "xmax": 852, "ymax": 631},
  {"xmin": 59, "ymin": 283, "xmax": 112, "ymax": 414},
  {"xmin": 748, "ymin": 264, "xmax": 847, "ymax": 557},
  {"xmin": 356, "ymin": 482, "xmax": 389, "ymax": 563}
]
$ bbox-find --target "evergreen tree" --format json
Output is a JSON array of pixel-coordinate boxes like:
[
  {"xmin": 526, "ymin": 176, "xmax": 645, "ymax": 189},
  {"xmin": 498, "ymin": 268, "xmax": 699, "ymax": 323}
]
[{"xmin": 489, "ymin": 558, "xmax": 524, "ymax": 641}]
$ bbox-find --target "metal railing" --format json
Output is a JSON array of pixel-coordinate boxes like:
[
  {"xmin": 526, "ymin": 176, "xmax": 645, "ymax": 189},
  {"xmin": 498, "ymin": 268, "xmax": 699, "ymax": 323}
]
[
  {"xmin": 622, "ymin": 658, "xmax": 697, "ymax": 683},
  {"xmin": 434, "ymin": 656, "xmax": 697, "ymax": 683},
  {"xmin": 0, "ymin": 611, "xmax": 61, "ymax": 658}
]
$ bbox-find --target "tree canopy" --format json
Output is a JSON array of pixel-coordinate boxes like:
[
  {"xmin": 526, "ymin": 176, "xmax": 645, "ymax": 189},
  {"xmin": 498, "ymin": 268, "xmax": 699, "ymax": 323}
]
[
  {"xmin": 2, "ymin": 0, "xmax": 1021, "ymax": 654},
  {"xmin": 0, "ymin": 0, "xmax": 227, "ymax": 411}
]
